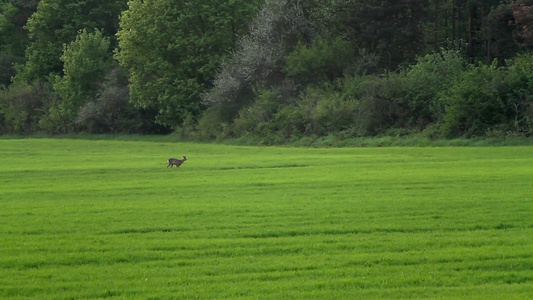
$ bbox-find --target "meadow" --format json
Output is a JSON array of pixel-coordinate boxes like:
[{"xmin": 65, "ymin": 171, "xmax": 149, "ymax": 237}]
[{"xmin": 0, "ymin": 138, "xmax": 532, "ymax": 299}]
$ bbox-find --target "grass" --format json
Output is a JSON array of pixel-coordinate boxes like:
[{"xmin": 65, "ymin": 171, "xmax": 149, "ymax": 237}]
[{"xmin": 0, "ymin": 138, "xmax": 532, "ymax": 299}]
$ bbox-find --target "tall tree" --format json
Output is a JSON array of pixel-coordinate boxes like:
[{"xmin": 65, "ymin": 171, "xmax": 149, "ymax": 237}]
[
  {"xmin": 116, "ymin": 0, "xmax": 262, "ymax": 126},
  {"xmin": 14, "ymin": 0, "xmax": 127, "ymax": 83},
  {"xmin": 53, "ymin": 29, "xmax": 112, "ymax": 122},
  {"xmin": 312, "ymin": 0, "xmax": 430, "ymax": 70},
  {"xmin": 512, "ymin": 1, "xmax": 533, "ymax": 47},
  {"xmin": 0, "ymin": 0, "xmax": 39, "ymax": 86},
  {"xmin": 202, "ymin": 0, "xmax": 307, "ymax": 107},
  {"xmin": 485, "ymin": 2, "xmax": 518, "ymax": 63}
]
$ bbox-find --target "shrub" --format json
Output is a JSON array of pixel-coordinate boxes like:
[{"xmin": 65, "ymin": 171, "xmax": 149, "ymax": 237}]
[
  {"xmin": 75, "ymin": 67, "xmax": 137, "ymax": 133},
  {"xmin": 342, "ymin": 73, "xmax": 409, "ymax": 136},
  {"xmin": 285, "ymin": 36, "xmax": 354, "ymax": 85},
  {"xmin": 403, "ymin": 50, "xmax": 468, "ymax": 127},
  {"xmin": 0, "ymin": 81, "xmax": 49, "ymax": 134},
  {"xmin": 441, "ymin": 62, "xmax": 509, "ymax": 137},
  {"xmin": 38, "ymin": 100, "xmax": 72, "ymax": 134},
  {"xmin": 298, "ymin": 86, "xmax": 357, "ymax": 135},
  {"xmin": 234, "ymin": 89, "xmax": 286, "ymax": 139},
  {"xmin": 196, "ymin": 107, "xmax": 231, "ymax": 140},
  {"xmin": 505, "ymin": 53, "xmax": 533, "ymax": 135}
]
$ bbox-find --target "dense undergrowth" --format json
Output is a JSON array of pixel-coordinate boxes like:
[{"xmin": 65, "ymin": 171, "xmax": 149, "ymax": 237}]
[{"xmin": 175, "ymin": 51, "xmax": 533, "ymax": 143}]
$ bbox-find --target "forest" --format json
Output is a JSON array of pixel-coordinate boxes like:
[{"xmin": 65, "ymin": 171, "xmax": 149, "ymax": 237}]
[{"xmin": 1, "ymin": 0, "xmax": 533, "ymax": 142}]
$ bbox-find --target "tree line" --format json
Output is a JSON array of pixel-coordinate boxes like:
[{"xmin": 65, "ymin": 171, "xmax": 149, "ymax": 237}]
[{"xmin": 1, "ymin": 0, "xmax": 532, "ymax": 141}]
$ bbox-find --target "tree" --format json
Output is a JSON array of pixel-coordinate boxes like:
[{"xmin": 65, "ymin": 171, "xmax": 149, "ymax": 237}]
[
  {"xmin": 116, "ymin": 0, "xmax": 262, "ymax": 127},
  {"xmin": 53, "ymin": 29, "xmax": 113, "ymax": 122},
  {"xmin": 0, "ymin": 0, "xmax": 39, "ymax": 86},
  {"xmin": 0, "ymin": 81, "xmax": 48, "ymax": 133},
  {"xmin": 512, "ymin": 1, "xmax": 533, "ymax": 47},
  {"xmin": 76, "ymin": 67, "xmax": 132, "ymax": 133},
  {"xmin": 15, "ymin": 0, "xmax": 127, "ymax": 83},
  {"xmin": 284, "ymin": 36, "xmax": 355, "ymax": 86},
  {"xmin": 311, "ymin": 0, "xmax": 430, "ymax": 70},
  {"xmin": 201, "ymin": 0, "xmax": 307, "ymax": 120},
  {"xmin": 485, "ymin": 2, "xmax": 518, "ymax": 64}
]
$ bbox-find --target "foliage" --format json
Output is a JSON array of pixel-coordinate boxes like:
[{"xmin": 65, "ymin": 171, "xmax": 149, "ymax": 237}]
[
  {"xmin": 232, "ymin": 88, "xmax": 304, "ymax": 143},
  {"xmin": 192, "ymin": 49, "xmax": 533, "ymax": 142},
  {"xmin": 201, "ymin": 0, "xmax": 306, "ymax": 109},
  {"xmin": 15, "ymin": 0, "xmax": 127, "ymax": 83},
  {"xmin": 439, "ymin": 53, "xmax": 533, "ymax": 137},
  {"xmin": 441, "ymin": 61, "xmax": 510, "ymax": 137},
  {"xmin": 512, "ymin": 1, "xmax": 533, "ymax": 47},
  {"xmin": 75, "ymin": 67, "xmax": 131, "ymax": 133},
  {"xmin": 309, "ymin": 0, "xmax": 429, "ymax": 69},
  {"xmin": 0, "ymin": 81, "xmax": 49, "ymax": 133},
  {"xmin": 299, "ymin": 86, "xmax": 357, "ymax": 136},
  {"xmin": 37, "ymin": 98, "xmax": 71, "ymax": 134},
  {"xmin": 116, "ymin": 0, "xmax": 262, "ymax": 127},
  {"xmin": 0, "ymin": 1, "xmax": 36, "ymax": 86},
  {"xmin": 485, "ymin": 2, "xmax": 519, "ymax": 63},
  {"xmin": 504, "ymin": 53, "xmax": 533, "ymax": 134},
  {"xmin": 402, "ymin": 49, "xmax": 468, "ymax": 127},
  {"xmin": 53, "ymin": 29, "xmax": 113, "ymax": 122},
  {"xmin": 226, "ymin": 85, "xmax": 358, "ymax": 143},
  {"xmin": 0, "ymin": 54, "xmax": 24, "ymax": 87},
  {"xmin": 343, "ymin": 73, "xmax": 410, "ymax": 136},
  {"xmin": 285, "ymin": 36, "xmax": 355, "ymax": 85},
  {"xmin": 2, "ymin": 0, "xmax": 533, "ymax": 140}
]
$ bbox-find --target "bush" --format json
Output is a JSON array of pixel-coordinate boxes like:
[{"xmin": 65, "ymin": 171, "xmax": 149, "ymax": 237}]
[
  {"xmin": 285, "ymin": 36, "xmax": 355, "ymax": 85},
  {"xmin": 441, "ymin": 62, "xmax": 509, "ymax": 137},
  {"xmin": 195, "ymin": 106, "xmax": 231, "ymax": 140},
  {"xmin": 0, "ymin": 81, "xmax": 49, "ymax": 134},
  {"xmin": 233, "ymin": 88, "xmax": 295, "ymax": 141},
  {"xmin": 298, "ymin": 86, "xmax": 357, "ymax": 135},
  {"xmin": 505, "ymin": 53, "xmax": 533, "ymax": 135},
  {"xmin": 0, "ymin": 55, "xmax": 24, "ymax": 87},
  {"xmin": 186, "ymin": 50, "xmax": 533, "ymax": 142},
  {"xmin": 38, "ymin": 100, "xmax": 72, "ymax": 134},
  {"xmin": 76, "ymin": 67, "xmax": 140, "ymax": 133},
  {"xmin": 403, "ymin": 50, "xmax": 468, "ymax": 127},
  {"xmin": 342, "ymin": 73, "xmax": 409, "ymax": 135}
]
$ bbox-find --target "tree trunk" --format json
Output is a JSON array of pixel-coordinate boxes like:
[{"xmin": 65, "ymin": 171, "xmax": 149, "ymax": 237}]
[
  {"xmin": 451, "ymin": 0, "xmax": 457, "ymax": 44},
  {"xmin": 468, "ymin": 3, "xmax": 477, "ymax": 57},
  {"xmin": 434, "ymin": 0, "xmax": 439, "ymax": 50}
]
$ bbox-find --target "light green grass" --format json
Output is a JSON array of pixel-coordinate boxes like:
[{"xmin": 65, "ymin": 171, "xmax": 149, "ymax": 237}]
[{"xmin": 1, "ymin": 139, "xmax": 532, "ymax": 299}]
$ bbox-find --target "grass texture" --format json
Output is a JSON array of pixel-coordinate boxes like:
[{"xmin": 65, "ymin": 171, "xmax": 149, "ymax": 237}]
[{"xmin": 0, "ymin": 138, "xmax": 532, "ymax": 299}]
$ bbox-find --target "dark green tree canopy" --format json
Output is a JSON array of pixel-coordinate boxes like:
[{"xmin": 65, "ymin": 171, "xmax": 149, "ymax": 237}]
[
  {"xmin": 15, "ymin": 0, "xmax": 127, "ymax": 83},
  {"xmin": 2, "ymin": 0, "xmax": 533, "ymax": 138},
  {"xmin": 116, "ymin": 0, "xmax": 262, "ymax": 126},
  {"xmin": 53, "ymin": 29, "xmax": 112, "ymax": 121},
  {"xmin": 0, "ymin": 0, "xmax": 40, "ymax": 86}
]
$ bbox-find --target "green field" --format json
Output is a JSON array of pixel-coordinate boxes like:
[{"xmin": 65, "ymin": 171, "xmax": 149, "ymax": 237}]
[{"xmin": 1, "ymin": 138, "xmax": 532, "ymax": 299}]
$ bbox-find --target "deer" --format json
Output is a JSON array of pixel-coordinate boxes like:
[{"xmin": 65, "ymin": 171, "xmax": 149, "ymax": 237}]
[{"xmin": 167, "ymin": 155, "xmax": 187, "ymax": 168}]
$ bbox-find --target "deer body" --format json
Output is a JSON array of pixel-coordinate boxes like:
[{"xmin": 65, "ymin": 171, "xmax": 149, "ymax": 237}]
[{"xmin": 167, "ymin": 155, "xmax": 187, "ymax": 168}]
